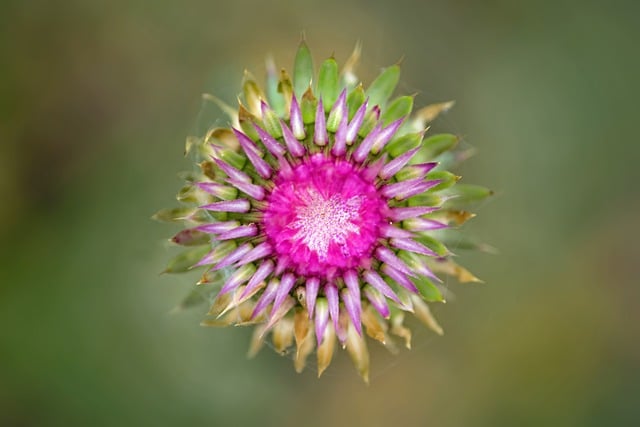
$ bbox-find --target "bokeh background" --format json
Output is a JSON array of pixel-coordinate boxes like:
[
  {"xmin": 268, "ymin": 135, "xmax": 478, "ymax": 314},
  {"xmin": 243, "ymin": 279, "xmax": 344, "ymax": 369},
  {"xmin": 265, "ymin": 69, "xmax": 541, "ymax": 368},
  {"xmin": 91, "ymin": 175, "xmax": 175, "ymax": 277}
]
[{"xmin": 2, "ymin": 0, "xmax": 639, "ymax": 425}]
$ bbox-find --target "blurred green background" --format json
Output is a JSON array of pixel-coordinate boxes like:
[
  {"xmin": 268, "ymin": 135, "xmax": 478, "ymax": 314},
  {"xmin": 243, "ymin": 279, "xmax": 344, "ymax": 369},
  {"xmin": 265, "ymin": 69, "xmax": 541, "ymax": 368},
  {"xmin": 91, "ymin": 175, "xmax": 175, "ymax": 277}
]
[{"xmin": 1, "ymin": 0, "xmax": 639, "ymax": 425}]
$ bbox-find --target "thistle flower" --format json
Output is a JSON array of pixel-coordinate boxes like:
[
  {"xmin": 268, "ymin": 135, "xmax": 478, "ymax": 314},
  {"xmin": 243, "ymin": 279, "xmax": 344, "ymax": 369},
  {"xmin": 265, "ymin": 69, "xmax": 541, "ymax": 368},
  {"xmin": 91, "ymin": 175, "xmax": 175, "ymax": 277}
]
[{"xmin": 155, "ymin": 41, "xmax": 491, "ymax": 383}]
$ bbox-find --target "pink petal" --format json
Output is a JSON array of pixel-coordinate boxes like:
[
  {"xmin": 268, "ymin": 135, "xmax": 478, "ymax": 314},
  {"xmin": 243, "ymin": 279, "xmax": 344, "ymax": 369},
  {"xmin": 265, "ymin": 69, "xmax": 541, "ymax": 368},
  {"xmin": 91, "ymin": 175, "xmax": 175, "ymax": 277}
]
[
  {"xmin": 325, "ymin": 283, "xmax": 341, "ymax": 341},
  {"xmin": 211, "ymin": 243, "xmax": 252, "ymax": 271},
  {"xmin": 253, "ymin": 123, "xmax": 286, "ymax": 157},
  {"xmin": 232, "ymin": 128, "xmax": 272, "ymax": 179},
  {"xmin": 200, "ymin": 199, "xmax": 250, "ymax": 213},
  {"xmin": 375, "ymin": 246, "xmax": 415, "ymax": 277},
  {"xmin": 251, "ymin": 278, "xmax": 279, "ymax": 319},
  {"xmin": 331, "ymin": 90, "xmax": 349, "ymax": 157},
  {"xmin": 363, "ymin": 270, "xmax": 403, "ymax": 306},
  {"xmin": 352, "ymin": 123, "xmax": 381, "ymax": 163},
  {"xmin": 343, "ymin": 270, "xmax": 361, "ymax": 301},
  {"xmin": 346, "ymin": 99, "xmax": 368, "ymax": 144},
  {"xmin": 353, "ymin": 118, "xmax": 403, "ymax": 162},
  {"xmin": 238, "ymin": 242, "xmax": 273, "ymax": 265},
  {"xmin": 195, "ymin": 182, "xmax": 235, "ymax": 198},
  {"xmin": 306, "ymin": 277, "xmax": 320, "ymax": 319},
  {"xmin": 279, "ymin": 119, "xmax": 306, "ymax": 157},
  {"xmin": 314, "ymin": 98, "xmax": 327, "ymax": 146},
  {"xmin": 382, "ymin": 264, "xmax": 419, "ymax": 294},
  {"xmin": 226, "ymin": 178, "xmax": 265, "ymax": 200},
  {"xmin": 364, "ymin": 286, "xmax": 390, "ymax": 318},
  {"xmin": 341, "ymin": 288, "xmax": 362, "ymax": 335},
  {"xmin": 270, "ymin": 273, "xmax": 296, "ymax": 317},
  {"xmin": 218, "ymin": 264, "xmax": 254, "ymax": 295},
  {"xmin": 240, "ymin": 260, "xmax": 274, "ymax": 299},
  {"xmin": 213, "ymin": 158, "xmax": 251, "ymax": 183},
  {"xmin": 315, "ymin": 298, "xmax": 329, "ymax": 346},
  {"xmin": 390, "ymin": 237, "xmax": 438, "ymax": 257},
  {"xmin": 389, "ymin": 206, "xmax": 439, "ymax": 221},
  {"xmin": 196, "ymin": 221, "xmax": 240, "ymax": 234},
  {"xmin": 380, "ymin": 224, "xmax": 413, "ymax": 239},
  {"xmin": 290, "ymin": 94, "xmax": 306, "ymax": 139},
  {"xmin": 217, "ymin": 224, "xmax": 258, "ymax": 241},
  {"xmin": 404, "ymin": 217, "xmax": 448, "ymax": 231},
  {"xmin": 361, "ymin": 153, "xmax": 387, "ymax": 182},
  {"xmin": 379, "ymin": 147, "xmax": 421, "ymax": 180}
]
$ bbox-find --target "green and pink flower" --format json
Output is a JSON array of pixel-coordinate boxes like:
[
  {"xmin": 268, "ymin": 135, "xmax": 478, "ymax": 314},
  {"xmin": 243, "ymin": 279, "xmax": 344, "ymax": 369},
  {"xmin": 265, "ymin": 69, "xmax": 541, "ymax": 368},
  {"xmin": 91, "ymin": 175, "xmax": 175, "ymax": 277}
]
[{"xmin": 156, "ymin": 41, "xmax": 490, "ymax": 382}]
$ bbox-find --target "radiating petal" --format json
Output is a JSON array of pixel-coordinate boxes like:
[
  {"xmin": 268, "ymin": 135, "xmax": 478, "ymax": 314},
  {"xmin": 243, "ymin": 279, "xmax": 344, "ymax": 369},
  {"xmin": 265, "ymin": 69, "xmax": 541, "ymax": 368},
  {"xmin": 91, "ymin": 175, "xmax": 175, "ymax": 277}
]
[
  {"xmin": 380, "ymin": 224, "xmax": 413, "ymax": 239},
  {"xmin": 382, "ymin": 263, "xmax": 419, "ymax": 294},
  {"xmin": 218, "ymin": 263, "xmax": 256, "ymax": 295},
  {"xmin": 280, "ymin": 119, "xmax": 306, "ymax": 157},
  {"xmin": 341, "ymin": 288, "xmax": 362, "ymax": 336},
  {"xmin": 361, "ymin": 153, "xmax": 387, "ymax": 182},
  {"xmin": 232, "ymin": 128, "xmax": 272, "ymax": 179},
  {"xmin": 352, "ymin": 123, "xmax": 381, "ymax": 163},
  {"xmin": 214, "ymin": 282, "xmax": 264, "ymax": 319},
  {"xmin": 363, "ymin": 285, "xmax": 390, "ymax": 318},
  {"xmin": 363, "ymin": 270, "xmax": 403, "ymax": 306},
  {"xmin": 390, "ymin": 237, "xmax": 438, "ymax": 257},
  {"xmin": 200, "ymin": 199, "xmax": 250, "ymax": 213},
  {"xmin": 290, "ymin": 93, "xmax": 306, "ymax": 139},
  {"xmin": 379, "ymin": 147, "xmax": 421, "ymax": 179},
  {"xmin": 195, "ymin": 182, "xmax": 238, "ymax": 199},
  {"xmin": 330, "ymin": 95, "xmax": 349, "ymax": 156},
  {"xmin": 211, "ymin": 242, "xmax": 252, "ymax": 270},
  {"xmin": 375, "ymin": 246, "xmax": 415, "ymax": 277},
  {"xmin": 315, "ymin": 297, "xmax": 329, "ymax": 346},
  {"xmin": 389, "ymin": 206, "xmax": 439, "ymax": 221},
  {"xmin": 195, "ymin": 221, "xmax": 240, "ymax": 234},
  {"xmin": 238, "ymin": 242, "xmax": 273, "ymax": 265},
  {"xmin": 327, "ymin": 89, "xmax": 347, "ymax": 131},
  {"xmin": 226, "ymin": 178, "xmax": 265, "ymax": 200},
  {"xmin": 262, "ymin": 296, "xmax": 296, "ymax": 338},
  {"xmin": 217, "ymin": 224, "xmax": 258, "ymax": 241},
  {"xmin": 270, "ymin": 273, "xmax": 296, "ymax": 317},
  {"xmin": 240, "ymin": 259, "xmax": 274, "ymax": 299},
  {"xmin": 325, "ymin": 282, "xmax": 341, "ymax": 341},
  {"xmin": 314, "ymin": 98, "xmax": 327, "ymax": 146},
  {"xmin": 398, "ymin": 162, "xmax": 439, "ymax": 180},
  {"xmin": 306, "ymin": 277, "xmax": 320, "ymax": 319},
  {"xmin": 213, "ymin": 158, "xmax": 251, "ymax": 183},
  {"xmin": 353, "ymin": 118, "xmax": 404, "ymax": 162},
  {"xmin": 253, "ymin": 122, "xmax": 286, "ymax": 157},
  {"xmin": 193, "ymin": 241, "xmax": 236, "ymax": 269},
  {"xmin": 343, "ymin": 270, "xmax": 361, "ymax": 301},
  {"xmin": 382, "ymin": 178, "xmax": 441, "ymax": 200},
  {"xmin": 251, "ymin": 278, "xmax": 279, "ymax": 319},
  {"xmin": 346, "ymin": 98, "xmax": 368, "ymax": 144},
  {"xmin": 404, "ymin": 217, "xmax": 448, "ymax": 231}
]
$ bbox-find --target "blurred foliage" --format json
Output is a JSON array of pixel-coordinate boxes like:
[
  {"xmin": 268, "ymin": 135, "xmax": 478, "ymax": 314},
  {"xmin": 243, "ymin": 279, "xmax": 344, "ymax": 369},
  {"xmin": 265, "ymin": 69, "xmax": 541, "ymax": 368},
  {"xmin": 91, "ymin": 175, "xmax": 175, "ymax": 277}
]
[{"xmin": 1, "ymin": 0, "xmax": 639, "ymax": 426}]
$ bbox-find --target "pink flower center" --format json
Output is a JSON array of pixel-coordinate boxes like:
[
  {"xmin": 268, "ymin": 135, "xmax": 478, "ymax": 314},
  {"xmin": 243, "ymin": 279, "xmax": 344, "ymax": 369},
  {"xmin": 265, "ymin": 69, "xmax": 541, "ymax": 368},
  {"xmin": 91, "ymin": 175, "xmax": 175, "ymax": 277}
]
[{"xmin": 263, "ymin": 154, "xmax": 388, "ymax": 278}]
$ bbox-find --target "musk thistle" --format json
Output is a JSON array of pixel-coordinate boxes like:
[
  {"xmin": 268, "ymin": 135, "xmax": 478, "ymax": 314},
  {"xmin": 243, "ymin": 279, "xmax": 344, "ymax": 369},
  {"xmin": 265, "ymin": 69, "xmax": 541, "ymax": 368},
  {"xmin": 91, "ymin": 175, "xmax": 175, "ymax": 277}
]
[{"xmin": 155, "ymin": 41, "xmax": 491, "ymax": 383}]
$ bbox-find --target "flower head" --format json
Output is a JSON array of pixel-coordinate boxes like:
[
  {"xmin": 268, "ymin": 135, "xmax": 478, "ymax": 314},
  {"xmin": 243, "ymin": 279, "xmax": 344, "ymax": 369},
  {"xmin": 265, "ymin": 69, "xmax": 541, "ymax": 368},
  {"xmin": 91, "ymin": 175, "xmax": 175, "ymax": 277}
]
[{"xmin": 156, "ymin": 40, "xmax": 491, "ymax": 382}]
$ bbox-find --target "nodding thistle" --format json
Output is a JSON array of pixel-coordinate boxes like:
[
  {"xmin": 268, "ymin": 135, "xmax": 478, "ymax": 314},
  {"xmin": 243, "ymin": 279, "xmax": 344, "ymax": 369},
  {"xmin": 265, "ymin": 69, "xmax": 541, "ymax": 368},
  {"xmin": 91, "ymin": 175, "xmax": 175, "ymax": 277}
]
[{"xmin": 156, "ymin": 40, "xmax": 490, "ymax": 383}]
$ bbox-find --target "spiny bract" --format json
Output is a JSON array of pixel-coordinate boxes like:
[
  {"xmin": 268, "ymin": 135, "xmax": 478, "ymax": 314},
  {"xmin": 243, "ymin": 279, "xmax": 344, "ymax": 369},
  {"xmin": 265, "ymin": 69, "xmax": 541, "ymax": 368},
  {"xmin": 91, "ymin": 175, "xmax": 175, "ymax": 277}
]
[{"xmin": 155, "ymin": 41, "xmax": 491, "ymax": 383}]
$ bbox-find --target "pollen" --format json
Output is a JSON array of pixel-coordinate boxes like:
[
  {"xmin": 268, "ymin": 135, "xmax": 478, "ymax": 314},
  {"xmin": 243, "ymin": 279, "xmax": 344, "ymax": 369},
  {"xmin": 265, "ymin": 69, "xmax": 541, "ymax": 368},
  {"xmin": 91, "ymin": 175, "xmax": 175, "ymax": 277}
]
[
  {"xmin": 262, "ymin": 155, "xmax": 387, "ymax": 277},
  {"xmin": 290, "ymin": 189, "xmax": 363, "ymax": 260}
]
